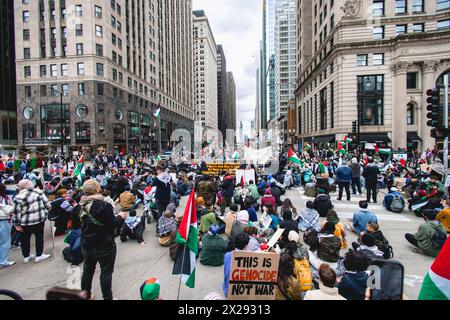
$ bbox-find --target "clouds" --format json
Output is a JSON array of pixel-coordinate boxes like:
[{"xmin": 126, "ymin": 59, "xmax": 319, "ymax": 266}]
[{"xmin": 193, "ymin": 0, "xmax": 262, "ymax": 131}]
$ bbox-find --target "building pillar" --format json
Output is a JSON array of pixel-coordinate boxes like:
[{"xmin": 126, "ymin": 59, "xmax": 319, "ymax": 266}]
[
  {"xmin": 392, "ymin": 61, "xmax": 412, "ymax": 150},
  {"xmin": 421, "ymin": 60, "xmax": 439, "ymax": 152}
]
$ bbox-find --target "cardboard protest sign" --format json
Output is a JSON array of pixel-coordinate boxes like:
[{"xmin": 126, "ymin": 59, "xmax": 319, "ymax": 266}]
[
  {"xmin": 228, "ymin": 251, "xmax": 280, "ymax": 300},
  {"xmin": 266, "ymin": 228, "xmax": 285, "ymax": 249}
]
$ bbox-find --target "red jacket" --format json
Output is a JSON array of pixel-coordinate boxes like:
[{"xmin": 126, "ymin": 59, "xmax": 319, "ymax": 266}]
[{"xmin": 261, "ymin": 195, "xmax": 276, "ymax": 209}]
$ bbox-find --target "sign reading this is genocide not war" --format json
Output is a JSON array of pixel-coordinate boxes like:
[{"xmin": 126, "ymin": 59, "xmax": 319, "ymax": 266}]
[{"xmin": 228, "ymin": 251, "xmax": 280, "ymax": 300}]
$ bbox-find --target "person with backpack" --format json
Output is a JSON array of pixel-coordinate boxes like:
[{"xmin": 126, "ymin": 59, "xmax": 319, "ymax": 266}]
[
  {"xmin": 352, "ymin": 233, "xmax": 385, "ymax": 260},
  {"xmin": 436, "ymin": 198, "xmax": 450, "ymax": 234},
  {"xmin": 314, "ymin": 191, "xmax": 333, "ymax": 217},
  {"xmin": 361, "ymin": 221, "xmax": 393, "ymax": 259},
  {"xmin": 405, "ymin": 209, "xmax": 448, "ymax": 257},
  {"xmin": 286, "ymin": 231, "xmax": 313, "ymax": 296},
  {"xmin": 383, "ymin": 187, "xmax": 406, "ymax": 213}
]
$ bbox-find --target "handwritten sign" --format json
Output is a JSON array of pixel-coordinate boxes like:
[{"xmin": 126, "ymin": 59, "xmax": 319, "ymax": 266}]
[
  {"xmin": 266, "ymin": 228, "xmax": 285, "ymax": 249},
  {"xmin": 259, "ymin": 212, "xmax": 272, "ymax": 231},
  {"xmin": 228, "ymin": 251, "xmax": 280, "ymax": 300}
]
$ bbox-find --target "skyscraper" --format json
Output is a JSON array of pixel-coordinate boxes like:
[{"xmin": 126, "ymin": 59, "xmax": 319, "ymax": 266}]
[
  {"xmin": 217, "ymin": 44, "xmax": 228, "ymax": 137},
  {"xmin": 193, "ymin": 10, "xmax": 218, "ymax": 130},
  {"xmin": 226, "ymin": 72, "xmax": 236, "ymax": 132},
  {"xmin": 0, "ymin": 0, "xmax": 18, "ymax": 148}
]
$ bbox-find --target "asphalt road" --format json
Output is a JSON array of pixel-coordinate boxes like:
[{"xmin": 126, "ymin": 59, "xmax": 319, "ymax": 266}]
[{"xmin": 0, "ymin": 187, "xmax": 433, "ymax": 300}]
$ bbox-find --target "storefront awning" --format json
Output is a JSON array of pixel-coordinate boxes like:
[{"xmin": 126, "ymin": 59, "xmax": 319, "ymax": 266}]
[
  {"xmin": 407, "ymin": 132, "xmax": 422, "ymax": 142},
  {"xmin": 359, "ymin": 133, "xmax": 391, "ymax": 143},
  {"xmin": 312, "ymin": 135, "xmax": 336, "ymax": 144}
]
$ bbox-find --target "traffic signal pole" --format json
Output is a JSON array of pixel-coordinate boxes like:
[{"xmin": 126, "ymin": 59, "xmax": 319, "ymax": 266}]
[{"xmin": 444, "ymin": 74, "xmax": 449, "ymax": 196}]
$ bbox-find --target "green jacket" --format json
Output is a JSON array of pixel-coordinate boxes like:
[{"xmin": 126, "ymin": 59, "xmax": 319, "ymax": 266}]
[
  {"xmin": 247, "ymin": 184, "xmax": 260, "ymax": 200},
  {"xmin": 199, "ymin": 212, "xmax": 218, "ymax": 234},
  {"xmin": 414, "ymin": 221, "xmax": 447, "ymax": 257},
  {"xmin": 200, "ymin": 233, "xmax": 228, "ymax": 266}
]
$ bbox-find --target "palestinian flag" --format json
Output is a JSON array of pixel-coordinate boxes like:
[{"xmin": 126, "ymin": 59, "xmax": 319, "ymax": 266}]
[
  {"xmin": 232, "ymin": 151, "xmax": 239, "ymax": 160},
  {"xmin": 288, "ymin": 148, "xmax": 302, "ymax": 167},
  {"xmin": 304, "ymin": 143, "xmax": 311, "ymax": 150},
  {"xmin": 419, "ymin": 238, "xmax": 450, "ymax": 300},
  {"xmin": 172, "ymin": 190, "xmax": 198, "ymax": 289},
  {"xmin": 337, "ymin": 141, "xmax": 349, "ymax": 157},
  {"xmin": 154, "ymin": 102, "xmax": 161, "ymax": 118},
  {"xmin": 319, "ymin": 162, "xmax": 328, "ymax": 174},
  {"xmin": 72, "ymin": 155, "xmax": 85, "ymax": 188},
  {"xmin": 241, "ymin": 176, "xmax": 245, "ymax": 188},
  {"xmin": 343, "ymin": 136, "xmax": 353, "ymax": 143},
  {"xmin": 374, "ymin": 144, "xmax": 380, "ymax": 155}
]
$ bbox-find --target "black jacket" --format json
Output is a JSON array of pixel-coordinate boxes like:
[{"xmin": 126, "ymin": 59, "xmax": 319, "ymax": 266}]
[
  {"xmin": 220, "ymin": 179, "xmax": 235, "ymax": 197},
  {"xmin": 314, "ymin": 194, "xmax": 333, "ymax": 217},
  {"xmin": 81, "ymin": 200, "xmax": 124, "ymax": 250},
  {"xmin": 153, "ymin": 177, "xmax": 171, "ymax": 202},
  {"xmin": 362, "ymin": 164, "xmax": 379, "ymax": 185}
]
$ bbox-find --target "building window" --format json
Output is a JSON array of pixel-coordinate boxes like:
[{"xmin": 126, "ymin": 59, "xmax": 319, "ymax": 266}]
[
  {"xmin": 373, "ymin": 0, "xmax": 385, "ymax": 16},
  {"xmin": 50, "ymin": 84, "xmax": 58, "ymax": 96},
  {"xmin": 97, "ymin": 103, "xmax": 105, "ymax": 114},
  {"xmin": 407, "ymin": 72, "xmax": 418, "ymax": 89},
  {"xmin": 24, "ymin": 48, "xmax": 30, "ymax": 59},
  {"xmin": 320, "ymin": 88, "xmax": 327, "ymax": 130},
  {"xmin": 24, "ymin": 66, "xmax": 31, "ymax": 78},
  {"xmin": 78, "ymin": 83, "xmax": 85, "ymax": 95},
  {"xmin": 412, "ymin": 0, "xmax": 424, "ymax": 12},
  {"xmin": 396, "ymin": 24, "xmax": 408, "ymax": 35},
  {"xmin": 40, "ymin": 65, "xmax": 46, "ymax": 77},
  {"xmin": 76, "ymin": 24, "xmax": 83, "ymax": 36},
  {"xmin": 61, "ymin": 64, "xmax": 68, "ymax": 76},
  {"xmin": 23, "ymin": 124, "xmax": 36, "ymax": 140},
  {"xmin": 23, "ymin": 11, "xmax": 30, "ymax": 22},
  {"xmin": 61, "ymin": 84, "xmax": 69, "ymax": 96},
  {"xmin": 75, "ymin": 122, "xmax": 90, "ymax": 144},
  {"xmin": 95, "ymin": 5, "xmax": 102, "ymax": 18},
  {"xmin": 50, "ymin": 64, "xmax": 57, "ymax": 77},
  {"xmin": 77, "ymin": 62, "xmax": 85, "ymax": 75},
  {"xmin": 396, "ymin": 0, "xmax": 407, "ymax": 14},
  {"xmin": 23, "ymin": 29, "xmax": 30, "ymax": 41},
  {"xmin": 437, "ymin": 19, "xmax": 450, "ymax": 30},
  {"xmin": 76, "ymin": 43, "xmax": 83, "ymax": 55},
  {"xmin": 330, "ymin": 82, "xmax": 335, "ymax": 128},
  {"xmin": 357, "ymin": 75, "xmax": 384, "ymax": 126},
  {"xmin": 437, "ymin": 0, "xmax": 450, "ymax": 11},
  {"xmin": 24, "ymin": 86, "xmax": 31, "ymax": 98},
  {"xmin": 407, "ymin": 104, "xmax": 415, "ymax": 125},
  {"xmin": 357, "ymin": 54, "xmax": 368, "ymax": 66},
  {"xmin": 96, "ymin": 63, "xmax": 104, "ymax": 76},
  {"xmin": 95, "ymin": 25, "xmax": 103, "ymax": 37},
  {"xmin": 75, "ymin": 5, "xmax": 82, "ymax": 16},
  {"xmin": 413, "ymin": 23, "xmax": 424, "ymax": 32},
  {"xmin": 96, "ymin": 83, "xmax": 104, "ymax": 95},
  {"xmin": 40, "ymin": 85, "xmax": 47, "ymax": 97},
  {"xmin": 96, "ymin": 44, "xmax": 103, "ymax": 56},
  {"xmin": 373, "ymin": 53, "xmax": 384, "ymax": 66},
  {"xmin": 40, "ymin": 104, "xmax": 70, "ymax": 142},
  {"xmin": 373, "ymin": 26, "xmax": 385, "ymax": 39}
]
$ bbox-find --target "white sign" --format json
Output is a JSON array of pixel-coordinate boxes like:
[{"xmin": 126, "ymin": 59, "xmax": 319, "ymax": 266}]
[
  {"xmin": 259, "ymin": 212, "xmax": 273, "ymax": 231},
  {"xmin": 393, "ymin": 153, "xmax": 408, "ymax": 161},
  {"xmin": 266, "ymin": 228, "xmax": 285, "ymax": 249},
  {"xmin": 235, "ymin": 169, "xmax": 256, "ymax": 185}
]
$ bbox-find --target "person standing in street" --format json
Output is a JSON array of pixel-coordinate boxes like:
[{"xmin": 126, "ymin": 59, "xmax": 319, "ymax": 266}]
[
  {"xmin": 0, "ymin": 183, "xmax": 15, "ymax": 269},
  {"xmin": 79, "ymin": 180, "xmax": 127, "ymax": 300},
  {"xmin": 152, "ymin": 166, "xmax": 172, "ymax": 219},
  {"xmin": 335, "ymin": 161, "xmax": 352, "ymax": 201},
  {"xmin": 362, "ymin": 158, "xmax": 380, "ymax": 204},
  {"xmin": 350, "ymin": 158, "xmax": 362, "ymax": 195},
  {"xmin": 12, "ymin": 179, "xmax": 52, "ymax": 264}
]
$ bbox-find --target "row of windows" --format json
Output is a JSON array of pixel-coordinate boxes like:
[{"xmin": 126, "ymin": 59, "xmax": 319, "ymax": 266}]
[{"xmin": 357, "ymin": 53, "xmax": 385, "ymax": 66}]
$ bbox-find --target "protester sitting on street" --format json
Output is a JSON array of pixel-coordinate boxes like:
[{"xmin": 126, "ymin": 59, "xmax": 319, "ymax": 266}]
[
  {"xmin": 285, "ymin": 231, "xmax": 313, "ymax": 294},
  {"xmin": 102, "ymin": 190, "xmax": 116, "ymax": 209},
  {"xmin": 352, "ymin": 233, "xmax": 384, "ymax": 259},
  {"xmin": 12, "ymin": 179, "xmax": 52, "ymax": 264},
  {"xmin": 247, "ymin": 180, "xmax": 260, "ymax": 201},
  {"xmin": 230, "ymin": 211, "xmax": 250, "ymax": 244},
  {"xmin": 79, "ymin": 179, "xmax": 127, "ymax": 300},
  {"xmin": 323, "ymin": 210, "xmax": 347, "ymax": 249},
  {"xmin": 261, "ymin": 189, "xmax": 277, "ymax": 212},
  {"xmin": 245, "ymin": 198, "xmax": 258, "ymax": 223},
  {"xmin": 436, "ymin": 198, "xmax": 450, "ymax": 233},
  {"xmin": 224, "ymin": 204, "xmax": 238, "ymax": 238},
  {"xmin": 62, "ymin": 205, "xmax": 83, "ymax": 266},
  {"xmin": 281, "ymin": 198, "xmax": 298, "ymax": 221},
  {"xmin": 223, "ymin": 233, "xmax": 250, "ymax": 298},
  {"xmin": 314, "ymin": 191, "xmax": 333, "ymax": 217},
  {"xmin": 200, "ymin": 224, "xmax": 228, "ymax": 266},
  {"xmin": 304, "ymin": 264, "xmax": 346, "ymax": 300},
  {"xmin": 284, "ymin": 170, "xmax": 294, "ymax": 189},
  {"xmin": 270, "ymin": 184, "xmax": 284, "ymax": 206},
  {"xmin": 157, "ymin": 210, "xmax": 178, "ymax": 247},
  {"xmin": 140, "ymin": 278, "xmax": 162, "ymax": 301},
  {"xmin": 257, "ymin": 177, "xmax": 267, "ymax": 195},
  {"xmin": 405, "ymin": 209, "xmax": 448, "ymax": 257},
  {"xmin": 361, "ymin": 221, "xmax": 393, "ymax": 259},
  {"xmin": 317, "ymin": 222, "xmax": 342, "ymax": 264},
  {"xmin": 278, "ymin": 209, "xmax": 299, "ymax": 246},
  {"xmin": 383, "ymin": 187, "xmax": 406, "ymax": 213},
  {"xmin": 298, "ymin": 201, "xmax": 321, "ymax": 232},
  {"xmin": 199, "ymin": 203, "xmax": 219, "ymax": 235},
  {"xmin": 118, "ymin": 192, "xmax": 145, "ymax": 245},
  {"xmin": 351, "ymin": 201, "xmax": 378, "ymax": 235},
  {"xmin": 275, "ymin": 253, "xmax": 303, "ymax": 300},
  {"xmin": 337, "ymin": 250, "xmax": 370, "ymax": 300},
  {"xmin": 266, "ymin": 203, "xmax": 280, "ymax": 233},
  {"xmin": 244, "ymin": 226, "xmax": 262, "ymax": 252}
]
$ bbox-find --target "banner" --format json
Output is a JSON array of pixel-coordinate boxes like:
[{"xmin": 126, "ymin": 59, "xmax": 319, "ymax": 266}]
[
  {"xmin": 235, "ymin": 169, "xmax": 256, "ymax": 185},
  {"xmin": 228, "ymin": 251, "xmax": 280, "ymax": 300},
  {"xmin": 243, "ymin": 146, "xmax": 273, "ymax": 164}
]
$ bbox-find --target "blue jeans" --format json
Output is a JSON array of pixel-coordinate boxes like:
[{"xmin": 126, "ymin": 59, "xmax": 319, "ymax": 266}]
[{"xmin": 0, "ymin": 220, "xmax": 12, "ymax": 265}]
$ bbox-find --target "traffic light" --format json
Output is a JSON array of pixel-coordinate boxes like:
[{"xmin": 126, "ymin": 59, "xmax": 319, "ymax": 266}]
[
  {"xmin": 431, "ymin": 128, "xmax": 450, "ymax": 139},
  {"xmin": 426, "ymin": 88, "xmax": 441, "ymax": 128},
  {"xmin": 352, "ymin": 121, "xmax": 357, "ymax": 134}
]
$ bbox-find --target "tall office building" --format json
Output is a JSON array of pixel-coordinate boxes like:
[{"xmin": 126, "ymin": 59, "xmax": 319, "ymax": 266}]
[
  {"xmin": 295, "ymin": 0, "xmax": 450, "ymax": 152},
  {"xmin": 226, "ymin": 72, "xmax": 236, "ymax": 132},
  {"xmin": 217, "ymin": 44, "xmax": 228, "ymax": 137},
  {"xmin": 193, "ymin": 10, "xmax": 218, "ymax": 130},
  {"xmin": 274, "ymin": 0, "xmax": 297, "ymax": 118},
  {"xmin": 15, "ymin": 0, "xmax": 194, "ymax": 155},
  {"xmin": 0, "ymin": 0, "xmax": 18, "ymax": 149}
]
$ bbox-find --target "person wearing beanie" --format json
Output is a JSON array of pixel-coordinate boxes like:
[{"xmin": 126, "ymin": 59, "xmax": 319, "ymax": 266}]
[
  {"xmin": 12, "ymin": 179, "xmax": 52, "ymax": 264},
  {"xmin": 261, "ymin": 188, "xmax": 276, "ymax": 212},
  {"xmin": 200, "ymin": 224, "xmax": 228, "ymax": 266},
  {"xmin": 119, "ymin": 198, "xmax": 145, "ymax": 246},
  {"xmin": 140, "ymin": 278, "xmax": 161, "ymax": 300},
  {"xmin": 335, "ymin": 161, "xmax": 353, "ymax": 201},
  {"xmin": 405, "ymin": 209, "xmax": 447, "ymax": 257},
  {"xmin": 322, "ymin": 210, "xmax": 347, "ymax": 249},
  {"xmin": 79, "ymin": 179, "xmax": 127, "ymax": 300}
]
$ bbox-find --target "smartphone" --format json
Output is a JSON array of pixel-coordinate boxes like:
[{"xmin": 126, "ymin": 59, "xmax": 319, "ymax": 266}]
[
  {"xmin": 370, "ymin": 259, "xmax": 404, "ymax": 300},
  {"xmin": 46, "ymin": 287, "xmax": 90, "ymax": 300}
]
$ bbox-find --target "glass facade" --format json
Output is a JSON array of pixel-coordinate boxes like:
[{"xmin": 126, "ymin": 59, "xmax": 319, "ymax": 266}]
[
  {"xmin": 357, "ymin": 75, "xmax": 384, "ymax": 126},
  {"xmin": 40, "ymin": 104, "xmax": 70, "ymax": 142}
]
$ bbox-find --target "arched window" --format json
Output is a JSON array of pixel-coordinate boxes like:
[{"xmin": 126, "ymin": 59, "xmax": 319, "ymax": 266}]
[
  {"xmin": 407, "ymin": 103, "xmax": 415, "ymax": 125},
  {"xmin": 436, "ymin": 69, "xmax": 450, "ymax": 88}
]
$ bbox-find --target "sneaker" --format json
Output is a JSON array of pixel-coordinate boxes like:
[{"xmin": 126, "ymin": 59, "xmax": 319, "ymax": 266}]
[
  {"xmin": 10, "ymin": 245, "xmax": 20, "ymax": 251},
  {"xmin": 0, "ymin": 261, "xmax": 16, "ymax": 269},
  {"xmin": 35, "ymin": 254, "xmax": 51, "ymax": 263},
  {"xmin": 23, "ymin": 255, "xmax": 36, "ymax": 263}
]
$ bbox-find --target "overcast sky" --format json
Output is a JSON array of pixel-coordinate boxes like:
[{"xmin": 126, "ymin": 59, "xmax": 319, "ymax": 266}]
[{"xmin": 193, "ymin": 0, "xmax": 262, "ymax": 135}]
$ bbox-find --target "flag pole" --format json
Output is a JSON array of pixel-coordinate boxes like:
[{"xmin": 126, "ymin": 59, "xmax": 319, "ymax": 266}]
[{"xmin": 176, "ymin": 243, "xmax": 188, "ymax": 300}]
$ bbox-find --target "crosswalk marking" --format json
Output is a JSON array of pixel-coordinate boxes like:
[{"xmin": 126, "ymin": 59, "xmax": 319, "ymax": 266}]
[{"xmin": 336, "ymin": 212, "xmax": 411, "ymax": 222}]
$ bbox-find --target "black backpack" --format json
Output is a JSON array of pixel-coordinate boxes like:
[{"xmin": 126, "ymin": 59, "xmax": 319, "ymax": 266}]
[{"xmin": 431, "ymin": 229, "xmax": 448, "ymax": 250}]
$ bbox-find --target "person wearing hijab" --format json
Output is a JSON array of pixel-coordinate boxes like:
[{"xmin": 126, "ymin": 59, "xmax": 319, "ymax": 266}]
[
  {"xmin": 200, "ymin": 224, "xmax": 228, "ymax": 266},
  {"xmin": 230, "ymin": 211, "xmax": 250, "ymax": 244}
]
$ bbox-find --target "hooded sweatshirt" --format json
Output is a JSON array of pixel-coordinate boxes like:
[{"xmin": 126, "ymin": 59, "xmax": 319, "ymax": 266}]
[
  {"xmin": 414, "ymin": 220, "xmax": 447, "ymax": 257},
  {"xmin": 152, "ymin": 172, "xmax": 172, "ymax": 202}
]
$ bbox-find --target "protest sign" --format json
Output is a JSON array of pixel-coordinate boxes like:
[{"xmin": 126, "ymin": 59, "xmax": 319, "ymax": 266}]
[
  {"xmin": 266, "ymin": 228, "xmax": 285, "ymax": 249},
  {"xmin": 259, "ymin": 212, "xmax": 272, "ymax": 231},
  {"xmin": 235, "ymin": 169, "xmax": 256, "ymax": 185},
  {"xmin": 228, "ymin": 251, "xmax": 280, "ymax": 300}
]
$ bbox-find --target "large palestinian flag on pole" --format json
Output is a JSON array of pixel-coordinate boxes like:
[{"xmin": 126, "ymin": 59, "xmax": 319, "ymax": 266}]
[
  {"xmin": 419, "ymin": 237, "xmax": 450, "ymax": 300},
  {"xmin": 288, "ymin": 148, "xmax": 302, "ymax": 167},
  {"xmin": 72, "ymin": 155, "xmax": 85, "ymax": 188},
  {"xmin": 172, "ymin": 190, "xmax": 198, "ymax": 289}
]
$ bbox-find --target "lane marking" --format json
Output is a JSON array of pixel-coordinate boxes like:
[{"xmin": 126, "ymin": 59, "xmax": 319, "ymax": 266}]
[{"xmin": 337, "ymin": 212, "xmax": 411, "ymax": 222}]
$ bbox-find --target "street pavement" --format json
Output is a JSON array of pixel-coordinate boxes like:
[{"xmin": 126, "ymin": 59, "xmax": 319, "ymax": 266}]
[{"xmin": 0, "ymin": 187, "xmax": 434, "ymax": 300}]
